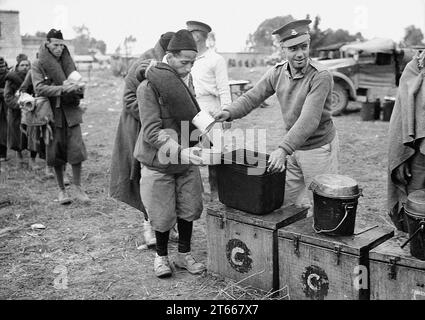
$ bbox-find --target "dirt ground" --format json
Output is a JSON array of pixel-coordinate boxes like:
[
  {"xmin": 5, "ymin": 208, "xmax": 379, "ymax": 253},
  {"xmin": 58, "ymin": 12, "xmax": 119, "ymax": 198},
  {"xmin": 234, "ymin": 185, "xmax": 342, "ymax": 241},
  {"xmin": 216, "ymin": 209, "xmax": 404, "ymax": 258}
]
[{"xmin": 0, "ymin": 67, "xmax": 396, "ymax": 300}]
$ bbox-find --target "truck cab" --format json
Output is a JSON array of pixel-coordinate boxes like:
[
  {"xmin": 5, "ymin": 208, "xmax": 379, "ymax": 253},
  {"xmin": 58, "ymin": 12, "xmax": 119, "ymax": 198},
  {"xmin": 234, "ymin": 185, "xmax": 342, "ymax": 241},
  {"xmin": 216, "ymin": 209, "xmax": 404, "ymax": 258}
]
[{"xmin": 316, "ymin": 38, "xmax": 418, "ymax": 115}]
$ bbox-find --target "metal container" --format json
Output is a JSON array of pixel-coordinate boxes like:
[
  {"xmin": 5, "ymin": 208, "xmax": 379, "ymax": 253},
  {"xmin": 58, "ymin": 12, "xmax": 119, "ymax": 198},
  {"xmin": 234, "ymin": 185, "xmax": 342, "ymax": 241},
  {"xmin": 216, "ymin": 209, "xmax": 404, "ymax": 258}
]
[
  {"xmin": 309, "ymin": 174, "xmax": 362, "ymax": 236},
  {"xmin": 404, "ymin": 190, "xmax": 425, "ymax": 260}
]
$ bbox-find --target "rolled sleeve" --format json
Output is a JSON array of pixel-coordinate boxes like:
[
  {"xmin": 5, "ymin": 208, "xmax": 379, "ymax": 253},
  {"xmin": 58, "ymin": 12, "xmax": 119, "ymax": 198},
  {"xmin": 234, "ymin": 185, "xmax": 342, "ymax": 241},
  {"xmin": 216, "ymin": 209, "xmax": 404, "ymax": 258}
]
[
  {"xmin": 214, "ymin": 56, "xmax": 232, "ymax": 109},
  {"xmin": 224, "ymin": 67, "xmax": 277, "ymax": 119}
]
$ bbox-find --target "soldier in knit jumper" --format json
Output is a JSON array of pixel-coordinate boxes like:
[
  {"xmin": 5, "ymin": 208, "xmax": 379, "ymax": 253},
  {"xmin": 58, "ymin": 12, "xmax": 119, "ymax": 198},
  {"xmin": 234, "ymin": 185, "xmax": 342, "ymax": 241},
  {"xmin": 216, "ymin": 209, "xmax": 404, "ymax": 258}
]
[{"xmin": 215, "ymin": 19, "xmax": 340, "ymax": 210}]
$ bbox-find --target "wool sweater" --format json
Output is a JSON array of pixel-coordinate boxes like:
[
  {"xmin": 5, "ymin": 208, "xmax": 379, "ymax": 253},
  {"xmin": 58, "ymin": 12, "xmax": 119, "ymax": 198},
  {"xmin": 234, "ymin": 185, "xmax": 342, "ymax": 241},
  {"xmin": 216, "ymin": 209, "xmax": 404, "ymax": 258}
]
[{"xmin": 224, "ymin": 59, "xmax": 336, "ymax": 154}]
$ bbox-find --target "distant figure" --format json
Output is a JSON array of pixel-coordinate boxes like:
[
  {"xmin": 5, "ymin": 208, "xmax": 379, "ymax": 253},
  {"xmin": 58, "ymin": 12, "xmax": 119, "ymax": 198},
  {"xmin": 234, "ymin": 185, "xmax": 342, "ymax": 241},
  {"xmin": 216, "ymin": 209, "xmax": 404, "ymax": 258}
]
[
  {"xmin": 187, "ymin": 20, "xmax": 232, "ymax": 201},
  {"xmin": 0, "ymin": 57, "xmax": 9, "ymax": 162},
  {"xmin": 4, "ymin": 54, "xmax": 30, "ymax": 167},
  {"xmin": 32, "ymin": 29, "xmax": 89, "ymax": 205},
  {"xmin": 109, "ymin": 32, "xmax": 175, "ymax": 247},
  {"xmin": 388, "ymin": 50, "xmax": 425, "ymax": 232},
  {"xmin": 19, "ymin": 69, "xmax": 50, "ymax": 175}
]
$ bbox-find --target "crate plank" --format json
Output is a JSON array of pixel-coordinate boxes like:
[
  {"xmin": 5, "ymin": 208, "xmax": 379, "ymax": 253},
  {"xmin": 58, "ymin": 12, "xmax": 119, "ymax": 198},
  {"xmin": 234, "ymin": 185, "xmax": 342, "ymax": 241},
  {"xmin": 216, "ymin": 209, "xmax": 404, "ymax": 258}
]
[
  {"xmin": 370, "ymin": 233, "xmax": 425, "ymax": 300},
  {"xmin": 207, "ymin": 202, "xmax": 307, "ymax": 230},
  {"xmin": 280, "ymin": 237, "xmax": 363, "ymax": 300},
  {"xmin": 278, "ymin": 217, "xmax": 394, "ymax": 256},
  {"xmin": 206, "ymin": 202, "xmax": 307, "ymax": 292},
  {"xmin": 278, "ymin": 216, "xmax": 394, "ymax": 300}
]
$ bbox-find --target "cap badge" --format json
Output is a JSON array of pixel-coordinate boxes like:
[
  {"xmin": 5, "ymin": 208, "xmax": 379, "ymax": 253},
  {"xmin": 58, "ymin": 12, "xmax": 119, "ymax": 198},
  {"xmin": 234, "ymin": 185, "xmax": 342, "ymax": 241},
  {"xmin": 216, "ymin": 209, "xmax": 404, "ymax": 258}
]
[{"xmin": 291, "ymin": 29, "xmax": 298, "ymax": 36}]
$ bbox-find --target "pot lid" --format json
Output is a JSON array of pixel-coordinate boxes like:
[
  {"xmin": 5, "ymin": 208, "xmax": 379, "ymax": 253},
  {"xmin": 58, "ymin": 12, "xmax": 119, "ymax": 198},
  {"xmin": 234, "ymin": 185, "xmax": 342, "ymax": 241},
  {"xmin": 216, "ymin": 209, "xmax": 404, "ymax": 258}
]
[
  {"xmin": 405, "ymin": 189, "xmax": 425, "ymax": 218},
  {"xmin": 309, "ymin": 174, "xmax": 361, "ymax": 198}
]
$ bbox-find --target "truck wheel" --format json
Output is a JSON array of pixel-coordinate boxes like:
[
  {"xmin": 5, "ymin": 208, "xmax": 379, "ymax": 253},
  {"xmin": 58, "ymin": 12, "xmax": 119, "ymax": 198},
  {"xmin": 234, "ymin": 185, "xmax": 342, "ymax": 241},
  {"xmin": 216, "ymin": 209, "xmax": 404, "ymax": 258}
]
[{"xmin": 331, "ymin": 82, "xmax": 349, "ymax": 116}]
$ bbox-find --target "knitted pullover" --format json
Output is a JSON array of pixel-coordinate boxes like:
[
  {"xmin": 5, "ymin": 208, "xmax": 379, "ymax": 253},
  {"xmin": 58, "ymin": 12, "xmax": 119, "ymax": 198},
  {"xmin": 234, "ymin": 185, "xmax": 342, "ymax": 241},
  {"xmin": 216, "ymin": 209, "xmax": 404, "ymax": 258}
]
[{"xmin": 224, "ymin": 59, "xmax": 336, "ymax": 154}]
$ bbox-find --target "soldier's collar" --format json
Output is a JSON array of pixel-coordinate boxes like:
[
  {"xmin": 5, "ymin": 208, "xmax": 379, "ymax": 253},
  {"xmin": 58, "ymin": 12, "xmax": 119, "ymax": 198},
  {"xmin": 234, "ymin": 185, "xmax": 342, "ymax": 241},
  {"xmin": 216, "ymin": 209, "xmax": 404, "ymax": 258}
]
[{"xmin": 284, "ymin": 59, "xmax": 310, "ymax": 79}]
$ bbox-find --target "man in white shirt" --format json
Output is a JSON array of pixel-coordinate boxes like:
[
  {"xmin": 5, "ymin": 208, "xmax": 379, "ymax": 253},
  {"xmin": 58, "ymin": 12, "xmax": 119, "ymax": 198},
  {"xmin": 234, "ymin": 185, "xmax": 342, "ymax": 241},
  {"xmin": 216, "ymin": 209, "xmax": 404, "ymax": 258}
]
[{"xmin": 187, "ymin": 20, "xmax": 232, "ymax": 200}]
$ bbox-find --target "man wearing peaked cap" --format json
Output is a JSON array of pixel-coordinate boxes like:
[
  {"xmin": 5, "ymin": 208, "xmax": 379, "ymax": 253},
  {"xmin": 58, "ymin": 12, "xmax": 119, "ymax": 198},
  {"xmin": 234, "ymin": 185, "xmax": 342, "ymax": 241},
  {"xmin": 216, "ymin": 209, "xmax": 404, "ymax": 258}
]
[
  {"xmin": 215, "ymin": 18, "xmax": 340, "ymax": 213},
  {"xmin": 186, "ymin": 20, "xmax": 212, "ymax": 33},
  {"xmin": 186, "ymin": 20, "xmax": 232, "ymax": 202},
  {"xmin": 272, "ymin": 19, "xmax": 312, "ymax": 48}
]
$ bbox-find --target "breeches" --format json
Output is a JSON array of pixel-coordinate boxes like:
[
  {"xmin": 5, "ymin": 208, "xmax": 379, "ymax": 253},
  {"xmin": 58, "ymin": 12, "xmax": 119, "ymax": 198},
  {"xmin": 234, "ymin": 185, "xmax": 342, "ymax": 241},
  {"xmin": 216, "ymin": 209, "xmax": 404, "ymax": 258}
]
[{"xmin": 140, "ymin": 165, "xmax": 203, "ymax": 232}]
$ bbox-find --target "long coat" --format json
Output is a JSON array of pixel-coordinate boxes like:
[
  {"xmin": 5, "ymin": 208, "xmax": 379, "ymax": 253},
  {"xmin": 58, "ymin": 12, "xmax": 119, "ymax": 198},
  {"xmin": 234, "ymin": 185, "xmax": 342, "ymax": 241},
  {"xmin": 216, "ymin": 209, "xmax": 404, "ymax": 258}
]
[
  {"xmin": 0, "ymin": 71, "xmax": 7, "ymax": 149},
  {"xmin": 4, "ymin": 70, "xmax": 27, "ymax": 152},
  {"xmin": 109, "ymin": 41, "xmax": 166, "ymax": 214}
]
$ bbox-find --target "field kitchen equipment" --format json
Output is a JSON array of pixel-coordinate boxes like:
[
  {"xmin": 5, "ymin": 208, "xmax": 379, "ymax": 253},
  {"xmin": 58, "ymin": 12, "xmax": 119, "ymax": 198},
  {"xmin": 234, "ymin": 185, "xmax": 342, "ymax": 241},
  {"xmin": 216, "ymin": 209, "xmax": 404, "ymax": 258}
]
[
  {"xmin": 382, "ymin": 96, "xmax": 396, "ymax": 122},
  {"xmin": 309, "ymin": 174, "xmax": 362, "ymax": 236},
  {"xmin": 400, "ymin": 190, "xmax": 425, "ymax": 260},
  {"xmin": 360, "ymin": 100, "xmax": 381, "ymax": 121},
  {"xmin": 207, "ymin": 202, "xmax": 307, "ymax": 292},
  {"xmin": 369, "ymin": 234, "xmax": 425, "ymax": 300},
  {"xmin": 216, "ymin": 149, "xmax": 286, "ymax": 215},
  {"xmin": 278, "ymin": 217, "xmax": 394, "ymax": 300}
]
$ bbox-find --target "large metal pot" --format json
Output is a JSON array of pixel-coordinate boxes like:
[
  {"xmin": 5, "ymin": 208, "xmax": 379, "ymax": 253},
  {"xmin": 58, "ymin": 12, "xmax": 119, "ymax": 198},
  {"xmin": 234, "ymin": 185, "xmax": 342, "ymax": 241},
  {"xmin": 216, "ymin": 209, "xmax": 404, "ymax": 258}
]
[
  {"xmin": 309, "ymin": 174, "xmax": 363, "ymax": 199},
  {"xmin": 405, "ymin": 189, "xmax": 425, "ymax": 218},
  {"xmin": 309, "ymin": 174, "xmax": 362, "ymax": 236}
]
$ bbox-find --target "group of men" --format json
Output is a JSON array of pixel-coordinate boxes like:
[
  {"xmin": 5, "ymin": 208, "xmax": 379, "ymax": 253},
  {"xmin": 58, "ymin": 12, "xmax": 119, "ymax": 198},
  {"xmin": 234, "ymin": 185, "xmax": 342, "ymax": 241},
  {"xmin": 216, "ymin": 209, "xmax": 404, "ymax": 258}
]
[
  {"xmin": 3, "ymin": 17, "xmax": 420, "ymax": 280},
  {"xmin": 0, "ymin": 29, "xmax": 90, "ymax": 205},
  {"xmin": 0, "ymin": 54, "xmax": 43, "ymax": 169},
  {"xmin": 109, "ymin": 18, "xmax": 340, "ymax": 278}
]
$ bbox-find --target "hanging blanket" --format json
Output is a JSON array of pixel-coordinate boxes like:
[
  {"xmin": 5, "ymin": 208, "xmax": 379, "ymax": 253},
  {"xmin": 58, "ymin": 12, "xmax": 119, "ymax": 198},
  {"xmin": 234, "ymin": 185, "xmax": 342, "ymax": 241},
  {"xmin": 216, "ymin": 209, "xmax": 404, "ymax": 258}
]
[{"xmin": 388, "ymin": 56, "xmax": 425, "ymax": 230}]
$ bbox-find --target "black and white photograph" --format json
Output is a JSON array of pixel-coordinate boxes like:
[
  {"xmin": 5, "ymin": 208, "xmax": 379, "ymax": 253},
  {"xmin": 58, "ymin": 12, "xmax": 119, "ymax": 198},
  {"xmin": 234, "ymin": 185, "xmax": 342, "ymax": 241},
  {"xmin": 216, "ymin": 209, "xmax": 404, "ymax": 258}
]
[{"xmin": 1, "ymin": 0, "xmax": 425, "ymax": 306}]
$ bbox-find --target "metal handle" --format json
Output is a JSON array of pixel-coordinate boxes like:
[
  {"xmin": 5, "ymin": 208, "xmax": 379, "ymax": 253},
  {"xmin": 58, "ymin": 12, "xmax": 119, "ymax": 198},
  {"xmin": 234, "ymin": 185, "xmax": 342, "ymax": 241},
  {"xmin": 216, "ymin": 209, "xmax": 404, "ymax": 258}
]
[
  {"xmin": 400, "ymin": 221, "xmax": 425, "ymax": 249},
  {"xmin": 313, "ymin": 203, "xmax": 354, "ymax": 234}
]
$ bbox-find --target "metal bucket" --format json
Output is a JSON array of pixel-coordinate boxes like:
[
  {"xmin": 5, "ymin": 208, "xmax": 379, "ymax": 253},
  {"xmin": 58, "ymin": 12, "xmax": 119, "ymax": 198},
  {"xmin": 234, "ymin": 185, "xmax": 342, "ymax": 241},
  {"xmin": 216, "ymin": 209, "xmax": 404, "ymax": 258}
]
[
  {"xmin": 360, "ymin": 102, "xmax": 380, "ymax": 121},
  {"xmin": 402, "ymin": 190, "xmax": 425, "ymax": 260},
  {"xmin": 382, "ymin": 97, "xmax": 395, "ymax": 122},
  {"xmin": 309, "ymin": 174, "xmax": 362, "ymax": 236}
]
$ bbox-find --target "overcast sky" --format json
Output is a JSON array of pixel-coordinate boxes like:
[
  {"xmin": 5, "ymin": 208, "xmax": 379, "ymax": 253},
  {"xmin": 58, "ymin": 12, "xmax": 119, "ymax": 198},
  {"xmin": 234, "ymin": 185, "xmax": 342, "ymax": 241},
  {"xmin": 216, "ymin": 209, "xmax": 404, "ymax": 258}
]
[{"xmin": 2, "ymin": 0, "xmax": 425, "ymax": 54}]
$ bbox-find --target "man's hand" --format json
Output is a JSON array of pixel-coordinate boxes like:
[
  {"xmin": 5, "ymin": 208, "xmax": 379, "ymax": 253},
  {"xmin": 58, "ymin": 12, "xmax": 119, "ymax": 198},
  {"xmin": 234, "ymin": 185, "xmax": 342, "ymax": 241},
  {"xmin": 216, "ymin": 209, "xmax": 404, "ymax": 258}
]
[
  {"xmin": 180, "ymin": 147, "xmax": 203, "ymax": 165},
  {"xmin": 267, "ymin": 147, "xmax": 287, "ymax": 173},
  {"xmin": 393, "ymin": 162, "xmax": 412, "ymax": 185},
  {"xmin": 214, "ymin": 110, "xmax": 231, "ymax": 122}
]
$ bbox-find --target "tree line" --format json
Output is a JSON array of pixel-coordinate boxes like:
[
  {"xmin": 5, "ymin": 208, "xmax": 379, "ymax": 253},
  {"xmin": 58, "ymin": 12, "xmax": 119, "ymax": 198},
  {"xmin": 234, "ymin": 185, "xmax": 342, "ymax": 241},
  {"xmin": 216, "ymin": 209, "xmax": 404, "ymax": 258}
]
[{"xmin": 246, "ymin": 14, "xmax": 425, "ymax": 54}]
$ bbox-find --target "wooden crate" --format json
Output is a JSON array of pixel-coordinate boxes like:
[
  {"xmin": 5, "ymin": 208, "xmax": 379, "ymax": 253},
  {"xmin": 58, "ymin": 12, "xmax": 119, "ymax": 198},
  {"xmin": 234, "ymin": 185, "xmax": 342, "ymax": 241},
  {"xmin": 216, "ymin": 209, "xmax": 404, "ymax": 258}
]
[
  {"xmin": 206, "ymin": 202, "xmax": 307, "ymax": 293},
  {"xmin": 278, "ymin": 217, "xmax": 394, "ymax": 300},
  {"xmin": 369, "ymin": 233, "xmax": 425, "ymax": 300}
]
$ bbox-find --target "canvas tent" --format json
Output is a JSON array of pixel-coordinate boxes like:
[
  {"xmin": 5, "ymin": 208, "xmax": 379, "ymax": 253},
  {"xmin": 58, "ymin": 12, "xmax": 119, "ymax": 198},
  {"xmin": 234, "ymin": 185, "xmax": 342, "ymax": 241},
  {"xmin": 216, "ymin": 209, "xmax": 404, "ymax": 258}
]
[{"xmin": 340, "ymin": 38, "xmax": 396, "ymax": 55}]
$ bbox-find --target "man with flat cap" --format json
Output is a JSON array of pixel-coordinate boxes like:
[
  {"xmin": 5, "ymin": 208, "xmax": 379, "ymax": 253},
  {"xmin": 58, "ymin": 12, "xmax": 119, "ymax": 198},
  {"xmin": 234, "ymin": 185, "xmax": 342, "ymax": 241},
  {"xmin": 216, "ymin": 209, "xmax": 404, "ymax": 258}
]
[
  {"xmin": 215, "ymin": 19, "xmax": 339, "ymax": 210},
  {"xmin": 186, "ymin": 20, "xmax": 232, "ymax": 201},
  {"xmin": 32, "ymin": 29, "xmax": 89, "ymax": 205}
]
